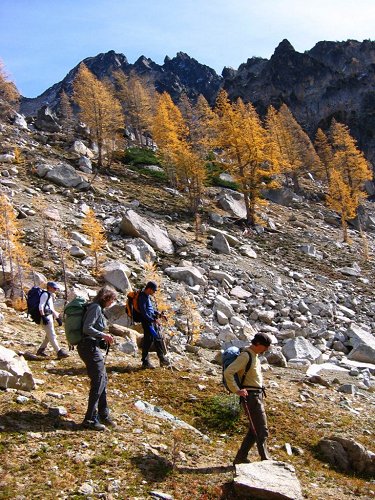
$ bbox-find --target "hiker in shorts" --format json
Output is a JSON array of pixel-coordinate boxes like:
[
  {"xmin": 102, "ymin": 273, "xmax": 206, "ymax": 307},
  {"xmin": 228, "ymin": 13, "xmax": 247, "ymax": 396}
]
[
  {"xmin": 138, "ymin": 281, "xmax": 170, "ymax": 369},
  {"xmin": 78, "ymin": 286, "xmax": 117, "ymax": 431},
  {"xmin": 224, "ymin": 332, "xmax": 272, "ymax": 464},
  {"xmin": 36, "ymin": 281, "xmax": 69, "ymax": 360}
]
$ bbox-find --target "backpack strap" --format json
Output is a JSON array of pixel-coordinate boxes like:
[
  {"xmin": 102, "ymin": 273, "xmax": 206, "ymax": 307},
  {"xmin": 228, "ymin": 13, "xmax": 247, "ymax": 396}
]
[{"xmin": 239, "ymin": 351, "xmax": 252, "ymax": 388}]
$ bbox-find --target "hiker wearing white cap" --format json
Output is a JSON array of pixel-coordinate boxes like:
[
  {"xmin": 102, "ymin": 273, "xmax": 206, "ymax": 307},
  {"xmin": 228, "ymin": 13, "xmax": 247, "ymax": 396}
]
[{"xmin": 36, "ymin": 281, "xmax": 69, "ymax": 359}]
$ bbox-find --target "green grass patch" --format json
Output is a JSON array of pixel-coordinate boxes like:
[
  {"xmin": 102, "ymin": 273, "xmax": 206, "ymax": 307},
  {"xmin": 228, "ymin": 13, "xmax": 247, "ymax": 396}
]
[{"xmin": 194, "ymin": 394, "xmax": 241, "ymax": 432}]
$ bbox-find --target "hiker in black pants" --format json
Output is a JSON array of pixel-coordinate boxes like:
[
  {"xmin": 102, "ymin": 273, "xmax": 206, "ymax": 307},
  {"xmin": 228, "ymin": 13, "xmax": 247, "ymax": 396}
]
[
  {"xmin": 77, "ymin": 286, "xmax": 117, "ymax": 431},
  {"xmin": 224, "ymin": 332, "xmax": 272, "ymax": 464},
  {"xmin": 138, "ymin": 281, "xmax": 170, "ymax": 369}
]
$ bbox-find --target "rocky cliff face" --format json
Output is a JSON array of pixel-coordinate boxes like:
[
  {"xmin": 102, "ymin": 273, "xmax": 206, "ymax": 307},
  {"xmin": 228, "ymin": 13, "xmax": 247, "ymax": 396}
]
[
  {"xmin": 20, "ymin": 50, "xmax": 222, "ymax": 116},
  {"xmin": 223, "ymin": 39, "xmax": 375, "ymax": 164},
  {"xmin": 20, "ymin": 40, "xmax": 375, "ymax": 165}
]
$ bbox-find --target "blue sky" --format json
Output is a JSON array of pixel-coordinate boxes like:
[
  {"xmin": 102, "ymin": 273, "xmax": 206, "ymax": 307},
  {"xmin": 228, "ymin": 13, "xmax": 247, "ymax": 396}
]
[{"xmin": 1, "ymin": 0, "xmax": 374, "ymax": 97}]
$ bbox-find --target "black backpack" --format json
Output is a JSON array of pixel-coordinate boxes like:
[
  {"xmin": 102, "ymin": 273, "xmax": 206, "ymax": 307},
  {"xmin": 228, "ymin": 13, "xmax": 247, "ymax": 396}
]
[{"xmin": 26, "ymin": 286, "xmax": 50, "ymax": 324}]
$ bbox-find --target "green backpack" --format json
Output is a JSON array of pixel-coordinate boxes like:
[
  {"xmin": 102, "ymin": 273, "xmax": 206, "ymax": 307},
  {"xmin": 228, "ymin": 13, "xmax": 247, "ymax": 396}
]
[{"xmin": 64, "ymin": 297, "xmax": 88, "ymax": 347}]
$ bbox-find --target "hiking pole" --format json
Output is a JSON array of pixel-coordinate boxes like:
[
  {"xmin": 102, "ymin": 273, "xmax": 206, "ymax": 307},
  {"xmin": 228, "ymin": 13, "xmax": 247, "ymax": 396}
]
[{"xmin": 240, "ymin": 395, "xmax": 264, "ymax": 459}]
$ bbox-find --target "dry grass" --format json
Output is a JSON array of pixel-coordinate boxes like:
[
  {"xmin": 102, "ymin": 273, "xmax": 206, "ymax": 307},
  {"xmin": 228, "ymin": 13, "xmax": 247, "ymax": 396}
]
[{"xmin": 0, "ymin": 311, "xmax": 374, "ymax": 500}]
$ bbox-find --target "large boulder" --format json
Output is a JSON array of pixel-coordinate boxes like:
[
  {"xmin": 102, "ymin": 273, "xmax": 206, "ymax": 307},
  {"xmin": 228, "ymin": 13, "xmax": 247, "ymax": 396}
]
[
  {"xmin": 346, "ymin": 324, "xmax": 375, "ymax": 364},
  {"xmin": 318, "ymin": 436, "xmax": 375, "ymax": 475},
  {"xmin": 282, "ymin": 337, "xmax": 323, "ymax": 363},
  {"xmin": 233, "ymin": 460, "xmax": 303, "ymax": 500},
  {"xmin": 103, "ymin": 261, "xmax": 131, "ymax": 292},
  {"xmin": 0, "ymin": 346, "xmax": 35, "ymax": 391},
  {"xmin": 120, "ymin": 210, "xmax": 174, "ymax": 255},
  {"xmin": 164, "ymin": 266, "xmax": 206, "ymax": 286},
  {"xmin": 35, "ymin": 105, "xmax": 61, "ymax": 132},
  {"xmin": 71, "ymin": 141, "xmax": 94, "ymax": 158},
  {"xmin": 217, "ymin": 190, "xmax": 247, "ymax": 219},
  {"xmin": 44, "ymin": 163, "xmax": 89, "ymax": 189},
  {"xmin": 125, "ymin": 238, "xmax": 156, "ymax": 264},
  {"xmin": 212, "ymin": 232, "xmax": 231, "ymax": 254},
  {"xmin": 261, "ymin": 187, "xmax": 297, "ymax": 207}
]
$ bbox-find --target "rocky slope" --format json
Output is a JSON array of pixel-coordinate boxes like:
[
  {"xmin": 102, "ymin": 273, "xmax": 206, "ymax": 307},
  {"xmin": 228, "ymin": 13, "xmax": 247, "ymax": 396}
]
[{"xmin": 0, "ymin": 118, "xmax": 374, "ymax": 499}]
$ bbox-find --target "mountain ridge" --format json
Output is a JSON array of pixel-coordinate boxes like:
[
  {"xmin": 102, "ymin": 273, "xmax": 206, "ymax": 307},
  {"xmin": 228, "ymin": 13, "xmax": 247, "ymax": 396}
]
[{"xmin": 19, "ymin": 39, "xmax": 375, "ymax": 164}]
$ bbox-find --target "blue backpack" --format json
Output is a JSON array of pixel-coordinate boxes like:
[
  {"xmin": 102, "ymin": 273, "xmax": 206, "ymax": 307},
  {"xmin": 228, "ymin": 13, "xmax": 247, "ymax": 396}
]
[
  {"xmin": 26, "ymin": 286, "xmax": 50, "ymax": 324},
  {"xmin": 222, "ymin": 346, "xmax": 252, "ymax": 392}
]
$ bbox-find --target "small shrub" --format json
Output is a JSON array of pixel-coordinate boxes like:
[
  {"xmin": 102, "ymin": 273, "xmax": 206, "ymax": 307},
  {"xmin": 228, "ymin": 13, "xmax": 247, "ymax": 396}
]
[
  {"xmin": 123, "ymin": 147, "xmax": 160, "ymax": 166},
  {"xmin": 194, "ymin": 394, "xmax": 241, "ymax": 432}
]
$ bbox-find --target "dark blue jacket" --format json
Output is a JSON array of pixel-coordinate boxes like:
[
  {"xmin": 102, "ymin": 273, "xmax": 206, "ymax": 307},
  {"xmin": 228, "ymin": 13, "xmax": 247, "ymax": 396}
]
[{"xmin": 138, "ymin": 291, "xmax": 156, "ymax": 324}]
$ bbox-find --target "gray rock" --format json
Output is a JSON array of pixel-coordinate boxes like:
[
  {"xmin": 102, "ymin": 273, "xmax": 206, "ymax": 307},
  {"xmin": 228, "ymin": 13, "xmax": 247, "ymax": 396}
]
[
  {"xmin": 282, "ymin": 337, "xmax": 323, "ymax": 363},
  {"xmin": 70, "ymin": 245, "xmax": 87, "ymax": 258},
  {"xmin": 217, "ymin": 191, "xmax": 247, "ymax": 219},
  {"xmin": 103, "ymin": 261, "xmax": 131, "ymax": 292},
  {"xmin": 164, "ymin": 266, "xmax": 206, "ymax": 286},
  {"xmin": 45, "ymin": 163, "xmax": 89, "ymax": 189},
  {"xmin": 78, "ymin": 156, "xmax": 92, "ymax": 173},
  {"xmin": 318, "ymin": 436, "xmax": 375, "ymax": 475},
  {"xmin": 35, "ymin": 106, "xmax": 61, "ymax": 132},
  {"xmin": 120, "ymin": 209, "xmax": 174, "ymax": 254},
  {"xmin": 239, "ymin": 244, "xmax": 257, "ymax": 259},
  {"xmin": 124, "ymin": 238, "xmax": 156, "ymax": 264},
  {"xmin": 212, "ymin": 233, "xmax": 231, "ymax": 254},
  {"xmin": 214, "ymin": 295, "xmax": 235, "ymax": 318},
  {"xmin": 233, "ymin": 460, "xmax": 303, "ymax": 499},
  {"xmin": 209, "ymin": 270, "xmax": 235, "ymax": 285},
  {"xmin": 13, "ymin": 112, "xmax": 28, "ymax": 129},
  {"xmin": 337, "ymin": 384, "xmax": 357, "ymax": 395},
  {"xmin": 0, "ymin": 346, "xmax": 35, "ymax": 391},
  {"xmin": 71, "ymin": 140, "xmax": 94, "ymax": 158}
]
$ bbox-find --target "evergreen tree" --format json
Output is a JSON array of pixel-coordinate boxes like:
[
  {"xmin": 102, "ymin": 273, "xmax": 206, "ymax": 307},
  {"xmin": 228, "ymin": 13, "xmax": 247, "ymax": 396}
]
[{"xmin": 73, "ymin": 64, "xmax": 123, "ymax": 168}]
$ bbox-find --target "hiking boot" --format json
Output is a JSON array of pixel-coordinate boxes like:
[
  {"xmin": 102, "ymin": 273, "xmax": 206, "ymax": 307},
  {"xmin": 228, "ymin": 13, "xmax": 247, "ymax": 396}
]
[
  {"xmin": 100, "ymin": 416, "xmax": 117, "ymax": 428},
  {"xmin": 82, "ymin": 419, "xmax": 105, "ymax": 432},
  {"xmin": 142, "ymin": 361, "xmax": 155, "ymax": 369},
  {"xmin": 57, "ymin": 349, "xmax": 69, "ymax": 360},
  {"xmin": 159, "ymin": 357, "xmax": 171, "ymax": 367},
  {"xmin": 36, "ymin": 348, "xmax": 48, "ymax": 357},
  {"xmin": 233, "ymin": 456, "xmax": 250, "ymax": 465}
]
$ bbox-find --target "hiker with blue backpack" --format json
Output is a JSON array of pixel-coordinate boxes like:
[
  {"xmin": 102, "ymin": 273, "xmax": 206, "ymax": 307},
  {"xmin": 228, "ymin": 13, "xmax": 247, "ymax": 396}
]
[
  {"xmin": 138, "ymin": 281, "xmax": 170, "ymax": 369},
  {"xmin": 32, "ymin": 281, "xmax": 69, "ymax": 360},
  {"xmin": 77, "ymin": 286, "xmax": 117, "ymax": 431},
  {"xmin": 224, "ymin": 332, "xmax": 272, "ymax": 464}
]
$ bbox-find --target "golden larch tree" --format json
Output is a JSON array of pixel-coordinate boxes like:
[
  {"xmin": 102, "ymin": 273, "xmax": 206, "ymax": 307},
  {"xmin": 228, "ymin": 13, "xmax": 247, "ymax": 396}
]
[
  {"xmin": 81, "ymin": 208, "xmax": 107, "ymax": 275},
  {"xmin": 326, "ymin": 169, "xmax": 357, "ymax": 243},
  {"xmin": 0, "ymin": 60, "xmax": 19, "ymax": 118},
  {"xmin": 73, "ymin": 64, "xmax": 123, "ymax": 168},
  {"xmin": 214, "ymin": 90, "xmax": 279, "ymax": 225},
  {"xmin": 314, "ymin": 128, "xmax": 333, "ymax": 183},
  {"xmin": 114, "ymin": 70, "xmax": 155, "ymax": 147}
]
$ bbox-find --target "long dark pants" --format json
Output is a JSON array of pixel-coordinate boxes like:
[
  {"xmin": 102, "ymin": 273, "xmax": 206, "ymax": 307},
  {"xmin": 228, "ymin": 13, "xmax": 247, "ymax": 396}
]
[
  {"xmin": 236, "ymin": 391, "xmax": 269, "ymax": 461},
  {"xmin": 141, "ymin": 321, "xmax": 165, "ymax": 363},
  {"xmin": 77, "ymin": 339, "xmax": 109, "ymax": 422}
]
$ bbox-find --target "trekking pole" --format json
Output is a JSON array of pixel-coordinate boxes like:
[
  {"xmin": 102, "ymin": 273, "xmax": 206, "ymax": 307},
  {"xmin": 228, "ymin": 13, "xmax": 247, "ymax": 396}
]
[{"xmin": 240, "ymin": 395, "xmax": 263, "ymax": 458}]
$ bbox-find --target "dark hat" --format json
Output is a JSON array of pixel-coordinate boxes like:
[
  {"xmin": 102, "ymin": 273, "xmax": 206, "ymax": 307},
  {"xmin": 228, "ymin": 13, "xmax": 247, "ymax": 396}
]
[
  {"xmin": 252, "ymin": 332, "xmax": 272, "ymax": 347},
  {"xmin": 47, "ymin": 281, "xmax": 60, "ymax": 290},
  {"xmin": 145, "ymin": 281, "xmax": 158, "ymax": 291}
]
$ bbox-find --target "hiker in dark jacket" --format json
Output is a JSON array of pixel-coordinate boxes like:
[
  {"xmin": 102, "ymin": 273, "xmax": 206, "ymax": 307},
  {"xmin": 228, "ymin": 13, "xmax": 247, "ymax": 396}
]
[
  {"xmin": 224, "ymin": 332, "xmax": 272, "ymax": 464},
  {"xmin": 77, "ymin": 286, "xmax": 117, "ymax": 431},
  {"xmin": 138, "ymin": 281, "xmax": 170, "ymax": 369}
]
